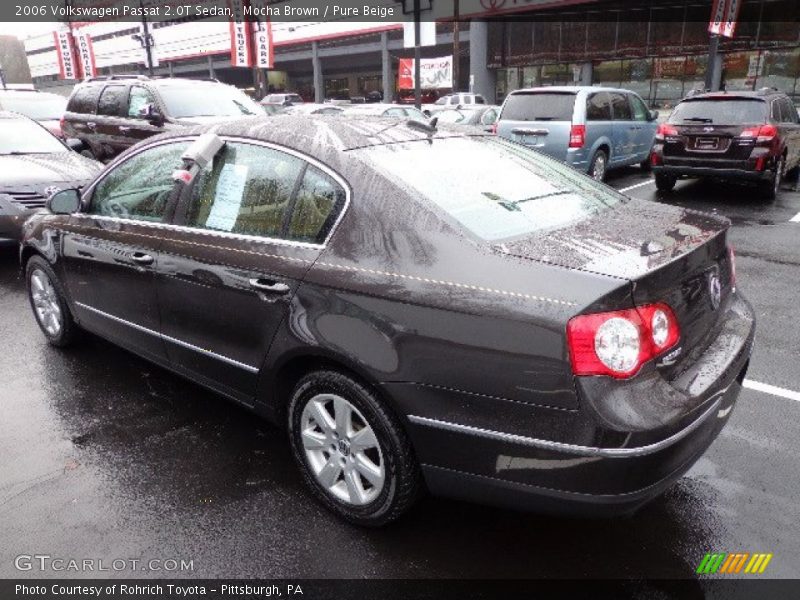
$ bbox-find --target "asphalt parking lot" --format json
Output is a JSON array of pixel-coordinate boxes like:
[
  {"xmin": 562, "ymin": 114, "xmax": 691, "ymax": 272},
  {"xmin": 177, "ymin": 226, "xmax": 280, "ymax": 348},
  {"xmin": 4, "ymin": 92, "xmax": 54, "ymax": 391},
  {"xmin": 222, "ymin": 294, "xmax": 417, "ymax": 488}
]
[{"xmin": 1, "ymin": 170, "xmax": 799, "ymax": 580}]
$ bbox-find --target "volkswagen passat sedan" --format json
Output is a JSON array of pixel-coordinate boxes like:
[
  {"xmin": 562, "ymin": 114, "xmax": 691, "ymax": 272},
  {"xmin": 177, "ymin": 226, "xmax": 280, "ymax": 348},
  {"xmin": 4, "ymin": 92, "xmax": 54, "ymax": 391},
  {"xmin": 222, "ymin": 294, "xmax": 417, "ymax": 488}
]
[{"xmin": 20, "ymin": 117, "xmax": 754, "ymax": 526}]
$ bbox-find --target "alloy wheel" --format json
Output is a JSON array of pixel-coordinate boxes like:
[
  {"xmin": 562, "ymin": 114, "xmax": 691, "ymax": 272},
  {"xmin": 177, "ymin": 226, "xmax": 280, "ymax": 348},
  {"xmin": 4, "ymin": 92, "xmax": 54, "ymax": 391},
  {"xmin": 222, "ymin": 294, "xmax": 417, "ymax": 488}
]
[
  {"xmin": 300, "ymin": 393, "xmax": 385, "ymax": 506},
  {"xmin": 592, "ymin": 153, "xmax": 606, "ymax": 182},
  {"xmin": 774, "ymin": 157, "xmax": 784, "ymax": 197},
  {"xmin": 30, "ymin": 269, "xmax": 63, "ymax": 337}
]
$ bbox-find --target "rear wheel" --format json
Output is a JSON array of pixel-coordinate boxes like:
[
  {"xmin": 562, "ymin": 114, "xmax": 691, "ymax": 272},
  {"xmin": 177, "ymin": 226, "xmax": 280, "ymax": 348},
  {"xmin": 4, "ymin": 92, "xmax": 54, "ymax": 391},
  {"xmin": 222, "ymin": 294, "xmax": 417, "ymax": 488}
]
[
  {"xmin": 288, "ymin": 370, "xmax": 421, "ymax": 526},
  {"xmin": 655, "ymin": 173, "xmax": 677, "ymax": 192},
  {"xmin": 26, "ymin": 255, "xmax": 78, "ymax": 347},
  {"xmin": 589, "ymin": 149, "xmax": 608, "ymax": 182},
  {"xmin": 760, "ymin": 156, "xmax": 784, "ymax": 201}
]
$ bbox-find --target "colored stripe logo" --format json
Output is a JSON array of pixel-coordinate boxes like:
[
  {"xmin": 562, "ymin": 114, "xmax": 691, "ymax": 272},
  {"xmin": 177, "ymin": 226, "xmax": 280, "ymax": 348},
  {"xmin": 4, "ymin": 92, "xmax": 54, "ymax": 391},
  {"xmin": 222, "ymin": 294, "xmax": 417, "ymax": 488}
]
[{"xmin": 696, "ymin": 552, "xmax": 773, "ymax": 574}]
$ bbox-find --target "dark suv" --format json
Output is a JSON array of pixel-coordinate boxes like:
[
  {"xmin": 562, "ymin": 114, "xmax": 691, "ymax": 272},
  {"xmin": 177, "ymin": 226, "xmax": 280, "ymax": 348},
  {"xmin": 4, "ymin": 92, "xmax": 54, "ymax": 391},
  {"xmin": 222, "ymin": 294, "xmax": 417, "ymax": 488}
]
[
  {"xmin": 62, "ymin": 75, "xmax": 263, "ymax": 161},
  {"xmin": 651, "ymin": 88, "xmax": 800, "ymax": 199}
]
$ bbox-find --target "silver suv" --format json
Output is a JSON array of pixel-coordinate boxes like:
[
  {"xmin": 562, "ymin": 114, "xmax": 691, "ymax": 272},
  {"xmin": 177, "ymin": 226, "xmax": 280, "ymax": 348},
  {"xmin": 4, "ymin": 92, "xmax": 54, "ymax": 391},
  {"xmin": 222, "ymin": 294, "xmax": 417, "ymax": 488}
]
[{"xmin": 496, "ymin": 86, "xmax": 659, "ymax": 181}]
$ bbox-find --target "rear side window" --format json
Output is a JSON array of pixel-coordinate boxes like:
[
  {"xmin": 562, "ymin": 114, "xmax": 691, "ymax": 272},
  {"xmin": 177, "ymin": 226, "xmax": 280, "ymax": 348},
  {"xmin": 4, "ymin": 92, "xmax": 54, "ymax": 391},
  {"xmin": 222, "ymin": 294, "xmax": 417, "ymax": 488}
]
[
  {"xmin": 67, "ymin": 86, "xmax": 101, "ymax": 114},
  {"xmin": 502, "ymin": 92, "xmax": 576, "ymax": 121},
  {"xmin": 97, "ymin": 85, "xmax": 127, "ymax": 117},
  {"xmin": 586, "ymin": 92, "xmax": 612, "ymax": 121},
  {"xmin": 783, "ymin": 98, "xmax": 799, "ymax": 124},
  {"xmin": 128, "ymin": 86, "xmax": 156, "ymax": 118},
  {"xmin": 362, "ymin": 137, "xmax": 623, "ymax": 242},
  {"xmin": 610, "ymin": 93, "xmax": 633, "ymax": 120},
  {"xmin": 669, "ymin": 98, "xmax": 767, "ymax": 125},
  {"xmin": 288, "ymin": 166, "xmax": 347, "ymax": 244}
]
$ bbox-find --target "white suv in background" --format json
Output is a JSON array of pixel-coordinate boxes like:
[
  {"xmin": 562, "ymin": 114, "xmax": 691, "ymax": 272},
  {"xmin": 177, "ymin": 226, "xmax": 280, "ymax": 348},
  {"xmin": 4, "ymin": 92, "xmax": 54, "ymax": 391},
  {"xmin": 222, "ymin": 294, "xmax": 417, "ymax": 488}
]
[{"xmin": 424, "ymin": 93, "xmax": 487, "ymax": 115}]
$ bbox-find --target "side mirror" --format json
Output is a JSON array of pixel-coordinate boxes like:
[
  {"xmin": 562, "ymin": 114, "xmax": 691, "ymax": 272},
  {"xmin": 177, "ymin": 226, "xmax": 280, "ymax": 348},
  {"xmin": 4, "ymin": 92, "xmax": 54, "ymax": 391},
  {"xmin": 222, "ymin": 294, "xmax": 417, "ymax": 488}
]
[
  {"xmin": 138, "ymin": 103, "xmax": 164, "ymax": 125},
  {"xmin": 47, "ymin": 189, "xmax": 82, "ymax": 215},
  {"xmin": 649, "ymin": 110, "xmax": 660, "ymax": 122}
]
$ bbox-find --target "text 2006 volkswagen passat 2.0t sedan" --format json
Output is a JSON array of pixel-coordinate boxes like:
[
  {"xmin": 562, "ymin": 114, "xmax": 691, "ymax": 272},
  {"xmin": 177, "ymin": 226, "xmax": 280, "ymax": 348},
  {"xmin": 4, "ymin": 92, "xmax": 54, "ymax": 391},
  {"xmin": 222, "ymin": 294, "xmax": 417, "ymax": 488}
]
[{"xmin": 20, "ymin": 117, "xmax": 755, "ymax": 526}]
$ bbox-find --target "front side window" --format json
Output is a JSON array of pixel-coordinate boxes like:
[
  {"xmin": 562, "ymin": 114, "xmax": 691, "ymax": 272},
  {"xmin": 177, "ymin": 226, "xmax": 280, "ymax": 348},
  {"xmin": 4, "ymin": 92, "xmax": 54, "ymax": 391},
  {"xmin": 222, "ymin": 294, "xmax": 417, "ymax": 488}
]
[
  {"xmin": 97, "ymin": 85, "xmax": 127, "ymax": 117},
  {"xmin": 89, "ymin": 142, "xmax": 187, "ymax": 221},
  {"xmin": 361, "ymin": 137, "xmax": 623, "ymax": 242},
  {"xmin": 128, "ymin": 86, "xmax": 156, "ymax": 118},
  {"xmin": 630, "ymin": 95, "xmax": 649, "ymax": 121},
  {"xmin": 586, "ymin": 92, "xmax": 612, "ymax": 121},
  {"xmin": 185, "ymin": 143, "xmax": 303, "ymax": 239}
]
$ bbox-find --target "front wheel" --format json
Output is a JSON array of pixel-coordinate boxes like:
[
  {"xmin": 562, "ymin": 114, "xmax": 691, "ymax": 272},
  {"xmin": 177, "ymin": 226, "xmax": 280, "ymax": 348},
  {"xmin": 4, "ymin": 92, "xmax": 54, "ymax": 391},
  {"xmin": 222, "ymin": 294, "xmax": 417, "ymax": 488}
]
[
  {"xmin": 655, "ymin": 173, "xmax": 677, "ymax": 192},
  {"xmin": 26, "ymin": 255, "xmax": 78, "ymax": 347},
  {"xmin": 760, "ymin": 156, "xmax": 784, "ymax": 201},
  {"xmin": 288, "ymin": 371, "xmax": 421, "ymax": 526},
  {"xmin": 588, "ymin": 149, "xmax": 608, "ymax": 182}
]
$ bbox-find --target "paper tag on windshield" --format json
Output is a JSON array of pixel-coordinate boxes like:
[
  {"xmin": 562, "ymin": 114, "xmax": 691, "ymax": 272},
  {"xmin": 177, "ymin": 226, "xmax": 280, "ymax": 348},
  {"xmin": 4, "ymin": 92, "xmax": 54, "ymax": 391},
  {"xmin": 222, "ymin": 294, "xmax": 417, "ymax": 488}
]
[{"xmin": 205, "ymin": 163, "xmax": 248, "ymax": 232}]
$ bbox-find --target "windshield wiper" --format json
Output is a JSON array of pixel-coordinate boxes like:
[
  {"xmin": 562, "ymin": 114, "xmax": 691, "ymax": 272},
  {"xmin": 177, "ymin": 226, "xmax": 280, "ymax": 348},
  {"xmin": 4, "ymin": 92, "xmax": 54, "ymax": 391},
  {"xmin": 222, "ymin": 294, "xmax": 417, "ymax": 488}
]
[
  {"xmin": 484, "ymin": 190, "xmax": 571, "ymax": 212},
  {"xmin": 683, "ymin": 117, "xmax": 713, "ymax": 123},
  {"xmin": 0, "ymin": 151, "xmax": 56, "ymax": 156}
]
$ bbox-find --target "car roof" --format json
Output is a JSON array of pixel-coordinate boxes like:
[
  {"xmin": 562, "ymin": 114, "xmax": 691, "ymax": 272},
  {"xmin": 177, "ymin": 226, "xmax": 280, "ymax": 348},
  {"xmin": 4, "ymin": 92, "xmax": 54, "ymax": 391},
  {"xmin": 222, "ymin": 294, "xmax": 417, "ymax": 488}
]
[
  {"xmin": 509, "ymin": 86, "xmax": 634, "ymax": 95},
  {"xmin": 147, "ymin": 115, "xmax": 472, "ymax": 153},
  {"xmin": 0, "ymin": 110, "xmax": 29, "ymax": 120},
  {"xmin": 680, "ymin": 90, "xmax": 782, "ymax": 102}
]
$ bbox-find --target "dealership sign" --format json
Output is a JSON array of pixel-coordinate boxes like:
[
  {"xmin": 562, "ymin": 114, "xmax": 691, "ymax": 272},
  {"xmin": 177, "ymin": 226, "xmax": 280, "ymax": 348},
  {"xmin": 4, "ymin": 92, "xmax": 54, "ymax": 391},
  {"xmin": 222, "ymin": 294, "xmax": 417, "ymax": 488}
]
[
  {"xmin": 709, "ymin": 0, "xmax": 743, "ymax": 38},
  {"xmin": 228, "ymin": 0, "xmax": 254, "ymax": 68},
  {"xmin": 53, "ymin": 30, "xmax": 79, "ymax": 80},
  {"xmin": 75, "ymin": 33, "xmax": 97, "ymax": 79},
  {"xmin": 250, "ymin": 0, "xmax": 274, "ymax": 69},
  {"xmin": 397, "ymin": 56, "xmax": 453, "ymax": 90}
]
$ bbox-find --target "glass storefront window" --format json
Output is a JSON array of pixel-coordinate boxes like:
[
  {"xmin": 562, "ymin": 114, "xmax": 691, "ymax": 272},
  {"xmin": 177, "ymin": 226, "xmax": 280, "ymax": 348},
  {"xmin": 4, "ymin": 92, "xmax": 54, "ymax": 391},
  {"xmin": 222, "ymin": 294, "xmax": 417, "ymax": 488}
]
[
  {"xmin": 722, "ymin": 51, "xmax": 759, "ymax": 91},
  {"xmin": 324, "ymin": 78, "xmax": 349, "ymax": 100},
  {"xmin": 496, "ymin": 68, "xmax": 520, "ymax": 104},
  {"xmin": 594, "ymin": 60, "xmax": 622, "ymax": 87},
  {"xmin": 652, "ymin": 57, "xmax": 685, "ymax": 109},
  {"xmin": 621, "ymin": 59, "xmax": 653, "ymax": 104},
  {"xmin": 759, "ymin": 49, "xmax": 800, "ymax": 96}
]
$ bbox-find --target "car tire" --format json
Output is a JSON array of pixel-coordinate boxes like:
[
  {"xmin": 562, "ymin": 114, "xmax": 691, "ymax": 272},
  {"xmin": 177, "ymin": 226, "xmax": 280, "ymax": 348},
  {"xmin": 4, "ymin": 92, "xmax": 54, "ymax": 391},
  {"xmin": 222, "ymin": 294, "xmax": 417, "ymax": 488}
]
[
  {"xmin": 589, "ymin": 149, "xmax": 608, "ymax": 182},
  {"xmin": 640, "ymin": 158, "xmax": 652, "ymax": 172},
  {"xmin": 760, "ymin": 156, "xmax": 784, "ymax": 201},
  {"xmin": 288, "ymin": 370, "xmax": 421, "ymax": 526},
  {"xmin": 655, "ymin": 173, "xmax": 677, "ymax": 192},
  {"xmin": 26, "ymin": 255, "xmax": 78, "ymax": 347}
]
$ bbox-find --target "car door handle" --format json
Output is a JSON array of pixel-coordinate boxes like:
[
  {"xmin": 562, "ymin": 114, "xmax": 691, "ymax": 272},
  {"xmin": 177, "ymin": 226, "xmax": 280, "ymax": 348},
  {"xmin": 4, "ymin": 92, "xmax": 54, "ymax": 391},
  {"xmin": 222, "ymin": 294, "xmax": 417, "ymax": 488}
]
[
  {"xmin": 130, "ymin": 252, "xmax": 154, "ymax": 266},
  {"xmin": 249, "ymin": 278, "xmax": 290, "ymax": 294},
  {"xmin": 119, "ymin": 126, "xmax": 132, "ymax": 133}
]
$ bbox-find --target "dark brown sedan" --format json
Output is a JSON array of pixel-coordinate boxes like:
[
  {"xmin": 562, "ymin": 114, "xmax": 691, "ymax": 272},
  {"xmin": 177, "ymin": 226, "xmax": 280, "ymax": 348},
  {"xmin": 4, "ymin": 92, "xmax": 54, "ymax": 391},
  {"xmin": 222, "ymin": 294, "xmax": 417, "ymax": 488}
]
[{"xmin": 20, "ymin": 116, "xmax": 754, "ymax": 525}]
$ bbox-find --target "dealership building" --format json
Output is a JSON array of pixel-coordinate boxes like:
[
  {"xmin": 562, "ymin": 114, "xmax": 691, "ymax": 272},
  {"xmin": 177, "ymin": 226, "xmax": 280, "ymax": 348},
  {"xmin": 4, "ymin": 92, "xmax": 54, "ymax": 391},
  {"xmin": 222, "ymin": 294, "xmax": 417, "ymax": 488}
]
[{"xmin": 23, "ymin": 0, "xmax": 800, "ymax": 106}]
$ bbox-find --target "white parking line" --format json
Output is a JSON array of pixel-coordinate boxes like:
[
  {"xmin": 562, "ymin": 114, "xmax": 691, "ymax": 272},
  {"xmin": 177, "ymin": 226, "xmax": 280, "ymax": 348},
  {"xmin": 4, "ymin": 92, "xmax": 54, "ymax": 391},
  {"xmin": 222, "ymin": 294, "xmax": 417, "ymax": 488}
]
[
  {"xmin": 743, "ymin": 379, "xmax": 800, "ymax": 403},
  {"xmin": 619, "ymin": 180, "xmax": 655, "ymax": 194},
  {"xmin": 790, "ymin": 212, "xmax": 800, "ymax": 223}
]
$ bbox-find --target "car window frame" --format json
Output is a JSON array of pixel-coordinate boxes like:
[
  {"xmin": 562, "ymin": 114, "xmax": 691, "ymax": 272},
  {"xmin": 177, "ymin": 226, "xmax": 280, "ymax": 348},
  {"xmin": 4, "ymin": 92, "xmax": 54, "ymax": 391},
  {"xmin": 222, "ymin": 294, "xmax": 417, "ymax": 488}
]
[
  {"xmin": 609, "ymin": 92, "xmax": 633, "ymax": 121},
  {"xmin": 586, "ymin": 91, "xmax": 613, "ymax": 121},
  {"xmin": 77, "ymin": 136, "xmax": 352, "ymax": 249},
  {"xmin": 127, "ymin": 85, "xmax": 158, "ymax": 120},
  {"xmin": 96, "ymin": 84, "xmax": 130, "ymax": 118}
]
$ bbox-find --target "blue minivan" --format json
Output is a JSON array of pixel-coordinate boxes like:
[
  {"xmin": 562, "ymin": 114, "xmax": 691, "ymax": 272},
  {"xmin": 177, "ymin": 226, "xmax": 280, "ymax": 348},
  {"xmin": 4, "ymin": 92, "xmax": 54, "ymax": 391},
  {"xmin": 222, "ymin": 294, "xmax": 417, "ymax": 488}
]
[{"xmin": 495, "ymin": 86, "xmax": 659, "ymax": 181}]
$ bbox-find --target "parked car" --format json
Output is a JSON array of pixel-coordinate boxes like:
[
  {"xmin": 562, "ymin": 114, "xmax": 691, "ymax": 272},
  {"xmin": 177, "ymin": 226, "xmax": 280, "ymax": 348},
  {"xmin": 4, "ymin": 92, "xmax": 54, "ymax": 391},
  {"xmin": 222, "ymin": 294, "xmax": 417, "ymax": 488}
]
[
  {"xmin": 0, "ymin": 112, "xmax": 102, "ymax": 245},
  {"xmin": 21, "ymin": 117, "xmax": 753, "ymax": 526},
  {"xmin": 341, "ymin": 103, "xmax": 428, "ymax": 123},
  {"xmin": 431, "ymin": 105, "xmax": 499, "ymax": 131},
  {"xmin": 283, "ymin": 103, "xmax": 344, "ymax": 116},
  {"xmin": 62, "ymin": 75, "xmax": 263, "ymax": 161},
  {"xmin": 424, "ymin": 92, "xmax": 488, "ymax": 115},
  {"xmin": 496, "ymin": 86, "xmax": 659, "ymax": 181},
  {"xmin": 262, "ymin": 93, "xmax": 304, "ymax": 107},
  {"xmin": 397, "ymin": 89, "xmax": 440, "ymax": 106},
  {"xmin": 650, "ymin": 88, "xmax": 800, "ymax": 199},
  {"xmin": 366, "ymin": 91, "xmax": 383, "ymax": 103},
  {"xmin": 0, "ymin": 89, "xmax": 68, "ymax": 139}
]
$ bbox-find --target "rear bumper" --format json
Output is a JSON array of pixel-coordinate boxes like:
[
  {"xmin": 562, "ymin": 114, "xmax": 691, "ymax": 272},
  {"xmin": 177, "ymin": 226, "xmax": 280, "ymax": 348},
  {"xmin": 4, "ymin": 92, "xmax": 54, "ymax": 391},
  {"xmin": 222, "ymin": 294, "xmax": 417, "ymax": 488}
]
[
  {"xmin": 654, "ymin": 164, "xmax": 774, "ymax": 181},
  {"xmin": 391, "ymin": 293, "xmax": 755, "ymax": 515}
]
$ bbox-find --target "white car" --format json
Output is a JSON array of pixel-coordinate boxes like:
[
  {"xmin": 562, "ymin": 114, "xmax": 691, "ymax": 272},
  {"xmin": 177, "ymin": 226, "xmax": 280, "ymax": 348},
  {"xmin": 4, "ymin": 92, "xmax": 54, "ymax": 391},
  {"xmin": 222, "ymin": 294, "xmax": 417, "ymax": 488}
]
[{"xmin": 423, "ymin": 93, "xmax": 488, "ymax": 115}]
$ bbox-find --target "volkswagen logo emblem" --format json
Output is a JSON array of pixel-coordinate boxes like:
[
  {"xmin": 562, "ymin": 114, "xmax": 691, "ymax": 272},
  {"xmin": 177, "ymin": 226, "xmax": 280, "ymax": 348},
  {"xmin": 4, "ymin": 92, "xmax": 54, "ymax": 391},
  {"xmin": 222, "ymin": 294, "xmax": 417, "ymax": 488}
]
[
  {"xmin": 44, "ymin": 186, "xmax": 62, "ymax": 199},
  {"xmin": 708, "ymin": 271, "xmax": 722, "ymax": 310}
]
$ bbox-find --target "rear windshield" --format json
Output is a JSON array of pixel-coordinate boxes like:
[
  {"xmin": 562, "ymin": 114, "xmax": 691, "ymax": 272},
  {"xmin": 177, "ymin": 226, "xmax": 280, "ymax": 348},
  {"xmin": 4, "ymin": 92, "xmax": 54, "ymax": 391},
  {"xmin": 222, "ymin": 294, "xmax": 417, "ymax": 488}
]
[
  {"xmin": 670, "ymin": 98, "xmax": 767, "ymax": 125},
  {"xmin": 360, "ymin": 136, "xmax": 623, "ymax": 242},
  {"xmin": 502, "ymin": 92, "xmax": 576, "ymax": 121}
]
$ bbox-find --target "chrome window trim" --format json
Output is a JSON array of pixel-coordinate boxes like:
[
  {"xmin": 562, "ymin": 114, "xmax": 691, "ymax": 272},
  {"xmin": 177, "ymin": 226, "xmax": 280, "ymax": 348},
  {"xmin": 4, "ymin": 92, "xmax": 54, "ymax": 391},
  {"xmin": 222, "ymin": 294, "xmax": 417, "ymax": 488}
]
[
  {"xmin": 79, "ymin": 134, "xmax": 352, "ymax": 250},
  {"xmin": 75, "ymin": 302, "xmax": 259, "ymax": 374},
  {"xmin": 408, "ymin": 392, "xmax": 725, "ymax": 459}
]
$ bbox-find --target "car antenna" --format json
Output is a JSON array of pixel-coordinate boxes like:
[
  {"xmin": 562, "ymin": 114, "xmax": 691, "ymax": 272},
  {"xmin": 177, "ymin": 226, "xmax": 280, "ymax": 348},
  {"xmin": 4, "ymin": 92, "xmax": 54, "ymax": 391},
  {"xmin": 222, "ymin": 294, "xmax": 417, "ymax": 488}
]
[{"xmin": 407, "ymin": 117, "xmax": 438, "ymax": 136}]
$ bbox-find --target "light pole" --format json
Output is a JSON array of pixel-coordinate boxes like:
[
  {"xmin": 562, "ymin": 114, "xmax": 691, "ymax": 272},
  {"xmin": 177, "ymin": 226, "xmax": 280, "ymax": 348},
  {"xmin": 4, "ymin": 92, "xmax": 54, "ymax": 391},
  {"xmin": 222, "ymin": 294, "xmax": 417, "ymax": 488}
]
[{"xmin": 413, "ymin": 0, "xmax": 421, "ymax": 109}]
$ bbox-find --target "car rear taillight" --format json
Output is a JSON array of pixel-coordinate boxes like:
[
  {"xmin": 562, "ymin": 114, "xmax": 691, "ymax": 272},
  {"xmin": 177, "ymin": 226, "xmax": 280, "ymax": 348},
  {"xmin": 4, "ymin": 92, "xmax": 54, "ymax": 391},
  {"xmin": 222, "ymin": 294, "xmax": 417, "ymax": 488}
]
[
  {"xmin": 569, "ymin": 124, "xmax": 585, "ymax": 148},
  {"xmin": 655, "ymin": 123, "xmax": 678, "ymax": 142},
  {"xmin": 729, "ymin": 245, "xmax": 737, "ymax": 291},
  {"xmin": 650, "ymin": 150, "xmax": 662, "ymax": 166},
  {"xmin": 567, "ymin": 303, "xmax": 680, "ymax": 379},
  {"xmin": 740, "ymin": 124, "xmax": 777, "ymax": 143}
]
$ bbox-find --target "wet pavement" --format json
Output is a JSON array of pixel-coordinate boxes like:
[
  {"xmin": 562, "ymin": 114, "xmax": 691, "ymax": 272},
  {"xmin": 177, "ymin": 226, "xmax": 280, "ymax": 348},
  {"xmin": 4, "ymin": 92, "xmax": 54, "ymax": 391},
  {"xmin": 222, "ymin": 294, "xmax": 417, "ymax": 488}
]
[{"xmin": 1, "ymin": 169, "xmax": 800, "ymax": 580}]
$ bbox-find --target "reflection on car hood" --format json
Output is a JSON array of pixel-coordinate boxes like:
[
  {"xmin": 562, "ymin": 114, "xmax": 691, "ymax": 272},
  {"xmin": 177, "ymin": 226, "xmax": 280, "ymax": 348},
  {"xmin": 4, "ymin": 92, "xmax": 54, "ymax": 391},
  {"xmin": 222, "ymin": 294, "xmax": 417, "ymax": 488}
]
[
  {"xmin": 173, "ymin": 115, "xmax": 261, "ymax": 125},
  {"xmin": 0, "ymin": 151, "xmax": 103, "ymax": 187},
  {"xmin": 498, "ymin": 198, "xmax": 729, "ymax": 280}
]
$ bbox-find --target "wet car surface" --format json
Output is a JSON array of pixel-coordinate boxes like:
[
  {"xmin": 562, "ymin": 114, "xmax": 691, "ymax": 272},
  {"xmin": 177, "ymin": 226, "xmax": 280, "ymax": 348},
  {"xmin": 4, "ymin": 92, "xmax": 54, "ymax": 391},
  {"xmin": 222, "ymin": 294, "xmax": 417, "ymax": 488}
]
[{"xmin": 1, "ymin": 163, "xmax": 799, "ymax": 579}]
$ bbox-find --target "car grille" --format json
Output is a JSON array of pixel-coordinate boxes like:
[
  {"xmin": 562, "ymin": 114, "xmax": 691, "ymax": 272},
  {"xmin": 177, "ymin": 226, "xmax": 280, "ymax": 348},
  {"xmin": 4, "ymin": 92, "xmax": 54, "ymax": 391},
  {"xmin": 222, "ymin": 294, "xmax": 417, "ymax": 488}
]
[{"xmin": 2, "ymin": 191, "xmax": 47, "ymax": 210}]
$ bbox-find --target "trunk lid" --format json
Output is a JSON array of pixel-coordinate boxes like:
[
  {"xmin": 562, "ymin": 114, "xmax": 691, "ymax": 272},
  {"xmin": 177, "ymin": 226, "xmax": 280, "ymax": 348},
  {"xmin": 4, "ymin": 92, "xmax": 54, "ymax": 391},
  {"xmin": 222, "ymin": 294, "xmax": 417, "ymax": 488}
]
[
  {"xmin": 499, "ymin": 198, "xmax": 733, "ymax": 369},
  {"xmin": 497, "ymin": 91, "xmax": 577, "ymax": 159}
]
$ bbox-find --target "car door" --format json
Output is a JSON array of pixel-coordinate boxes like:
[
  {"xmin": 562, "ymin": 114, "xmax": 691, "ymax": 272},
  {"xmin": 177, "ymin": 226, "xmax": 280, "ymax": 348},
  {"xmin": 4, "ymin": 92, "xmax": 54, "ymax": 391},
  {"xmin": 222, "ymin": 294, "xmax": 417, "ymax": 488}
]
[
  {"xmin": 116, "ymin": 85, "xmax": 164, "ymax": 148},
  {"xmin": 94, "ymin": 84, "xmax": 130, "ymax": 156},
  {"xmin": 61, "ymin": 140, "xmax": 190, "ymax": 363},
  {"xmin": 609, "ymin": 91, "xmax": 637, "ymax": 165},
  {"xmin": 628, "ymin": 94, "xmax": 655, "ymax": 160},
  {"xmin": 155, "ymin": 139, "xmax": 348, "ymax": 404}
]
